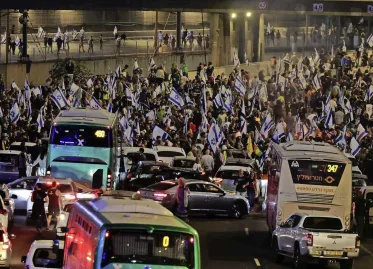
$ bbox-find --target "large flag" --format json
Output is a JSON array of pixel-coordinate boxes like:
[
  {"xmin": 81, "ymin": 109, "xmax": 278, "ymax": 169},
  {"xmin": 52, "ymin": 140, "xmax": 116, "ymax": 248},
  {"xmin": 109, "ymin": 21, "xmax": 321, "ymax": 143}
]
[
  {"xmin": 124, "ymin": 126, "xmax": 134, "ymax": 146},
  {"xmin": 350, "ymin": 137, "xmax": 361, "ymax": 157},
  {"xmin": 113, "ymin": 26, "xmax": 118, "ymax": 37},
  {"xmin": 24, "ymin": 77, "xmax": 31, "ymax": 100},
  {"xmin": 207, "ymin": 123, "xmax": 221, "ymax": 154},
  {"xmin": 233, "ymin": 52, "xmax": 240, "ymax": 69},
  {"xmin": 356, "ymin": 123, "xmax": 367, "ymax": 142},
  {"xmin": 367, "ymin": 34, "xmax": 373, "ymax": 47},
  {"xmin": 153, "ymin": 125, "xmax": 168, "ymax": 141},
  {"xmin": 234, "ymin": 76, "xmax": 246, "ymax": 96},
  {"xmin": 260, "ymin": 113, "xmax": 274, "ymax": 138},
  {"xmin": 273, "ymin": 122, "xmax": 285, "ymax": 143},
  {"xmin": 213, "ymin": 92, "xmax": 223, "ymax": 108},
  {"xmin": 37, "ymin": 27, "xmax": 45, "ymax": 39},
  {"xmin": 324, "ymin": 107, "xmax": 334, "ymax": 129},
  {"xmin": 148, "ymin": 56, "xmax": 156, "ymax": 72},
  {"xmin": 312, "ymin": 74, "xmax": 321, "ymax": 90},
  {"xmin": 51, "ymin": 88, "xmax": 69, "ymax": 109},
  {"xmin": 37, "ymin": 110, "xmax": 44, "ymax": 128},
  {"xmin": 9, "ymin": 103, "xmax": 20, "ymax": 123},
  {"xmin": 169, "ymin": 89, "xmax": 184, "ymax": 109},
  {"xmin": 115, "ymin": 65, "xmax": 122, "ymax": 78},
  {"xmin": 89, "ymin": 97, "xmax": 102, "ymax": 110}
]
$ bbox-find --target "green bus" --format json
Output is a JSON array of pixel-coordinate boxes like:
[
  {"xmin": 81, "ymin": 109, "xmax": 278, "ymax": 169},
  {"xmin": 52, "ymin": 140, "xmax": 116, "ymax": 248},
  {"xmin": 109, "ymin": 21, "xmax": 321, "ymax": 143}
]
[{"xmin": 47, "ymin": 108, "xmax": 119, "ymax": 191}]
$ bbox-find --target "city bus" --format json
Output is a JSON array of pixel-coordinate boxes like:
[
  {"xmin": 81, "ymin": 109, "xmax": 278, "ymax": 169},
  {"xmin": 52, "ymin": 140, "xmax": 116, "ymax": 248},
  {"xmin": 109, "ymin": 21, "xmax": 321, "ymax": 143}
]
[
  {"xmin": 266, "ymin": 141, "xmax": 352, "ymax": 233},
  {"xmin": 47, "ymin": 108, "xmax": 119, "ymax": 191},
  {"xmin": 61, "ymin": 193, "xmax": 201, "ymax": 269}
]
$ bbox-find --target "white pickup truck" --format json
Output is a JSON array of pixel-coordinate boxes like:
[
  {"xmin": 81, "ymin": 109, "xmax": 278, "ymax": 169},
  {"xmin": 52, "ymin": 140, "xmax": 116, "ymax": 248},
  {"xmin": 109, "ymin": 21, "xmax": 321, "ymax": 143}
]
[{"xmin": 272, "ymin": 213, "xmax": 360, "ymax": 269}]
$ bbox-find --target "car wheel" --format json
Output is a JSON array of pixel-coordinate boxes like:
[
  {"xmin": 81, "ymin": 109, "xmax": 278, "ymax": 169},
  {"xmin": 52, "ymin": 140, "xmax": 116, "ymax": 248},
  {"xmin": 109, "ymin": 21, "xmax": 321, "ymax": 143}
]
[
  {"xmin": 340, "ymin": 259, "xmax": 353, "ymax": 269},
  {"xmin": 231, "ymin": 202, "xmax": 244, "ymax": 219},
  {"xmin": 272, "ymin": 237, "xmax": 284, "ymax": 263},
  {"xmin": 293, "ymin": 246, "xmax": 307, "ymax": 269}
]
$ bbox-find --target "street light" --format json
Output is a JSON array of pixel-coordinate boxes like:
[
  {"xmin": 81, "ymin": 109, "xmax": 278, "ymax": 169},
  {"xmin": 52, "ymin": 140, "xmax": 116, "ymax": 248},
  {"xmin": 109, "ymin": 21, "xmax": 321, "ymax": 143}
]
[
  {"xmin": 246, "ymin": 12, "xmax": 252, "ymax": 17},
  {"xmin": 231, "ymin": 13, "xmax": 237, "ymax": 19}
]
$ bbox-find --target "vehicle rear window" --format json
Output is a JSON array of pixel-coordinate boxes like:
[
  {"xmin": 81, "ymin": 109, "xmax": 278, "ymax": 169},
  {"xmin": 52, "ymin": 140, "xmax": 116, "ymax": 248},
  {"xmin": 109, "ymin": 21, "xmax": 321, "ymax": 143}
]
[
  {"xmin": 147, "ymin": 182, "xmax": 177, "ymax": 190},
  {"xmin": 303, "ymin": 217, "xmax": 343, "ymax": 230},
  {"xmin": 141, "ymin": 165, "xmax": 168, "ymax": 174},
  {"xmin": 231, "ymin": 152, "xmax": 247, "ymax": 159},
  {"xmin": 126, "ymin": 152, "xmax": 156, "ymax": 162},
  {"xmin": 33, "ymin": 248, "xmax": 63, "ymax": 268},
  {"xmin": 157, "ymin": 151, "xmax": 185, "ymax": 157},
  {"xmin": 173, "ymin": 160, "xmax": 195, "ymax": 168},
  {"xmin": 39, "ymin": 183, "xmax": 73, "ymax": 193},
  {"xmin": 102, "ymin": 230, "xmax": 195, "ymax": 268},
  {"xmin": 0, "ymin": 154, "xmax": 18, "ymax": 164},
  {"xmin": 216, "ymin": 170, "xmax": 242, "ymax": 180}
]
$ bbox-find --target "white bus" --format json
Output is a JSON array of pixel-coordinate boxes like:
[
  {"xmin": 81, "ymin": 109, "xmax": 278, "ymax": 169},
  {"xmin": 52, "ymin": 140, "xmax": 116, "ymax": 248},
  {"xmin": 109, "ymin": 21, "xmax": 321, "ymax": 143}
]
[
  {"xmin": 266, "ymin": 141, "xmax": 352, "ymax": 233},
  {"xmin": 61, "ymin": 193, "xmax": 201, "ymax": 269}
]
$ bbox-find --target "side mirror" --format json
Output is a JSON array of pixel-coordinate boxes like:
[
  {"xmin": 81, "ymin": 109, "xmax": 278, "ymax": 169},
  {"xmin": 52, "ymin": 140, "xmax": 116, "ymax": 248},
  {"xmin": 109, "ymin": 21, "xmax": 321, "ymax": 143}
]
[
  {"xmin": 21, "ymin": 255, "xmax": 27, "ymax": 263},
  {"xmin": 9, "ymin": 234, "xmax": 16, "ymax": 240},
  {"xmin": 10, "ymin": 194, "xmax": 17, "ymax": 199}
]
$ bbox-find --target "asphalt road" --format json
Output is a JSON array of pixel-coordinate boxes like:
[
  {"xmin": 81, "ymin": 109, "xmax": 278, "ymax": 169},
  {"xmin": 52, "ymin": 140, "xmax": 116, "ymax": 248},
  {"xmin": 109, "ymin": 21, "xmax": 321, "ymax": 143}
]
[{"xmin": 8, "ymin": 213, "xmax": 373, "ymax": 269}]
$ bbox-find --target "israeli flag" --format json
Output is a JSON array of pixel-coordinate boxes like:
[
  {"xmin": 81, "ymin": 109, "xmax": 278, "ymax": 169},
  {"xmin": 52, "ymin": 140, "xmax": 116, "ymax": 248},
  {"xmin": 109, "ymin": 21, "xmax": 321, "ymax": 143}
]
[
  {"xmin": 365, "ymin": 85, "xmax": 373, "ymax": 102},
  {"xmin": 146, "ymin": 110, "xmax": 156, "ymax": 121},
  {"xmin": 240, "ymin": 117, "xmax": 247, "ymax": 135},
  {"xmin": 224, "ymin": 95, "xmax": 234, "ymax": 114},
  {"xmin": 51, "ymin": 88, "xmax": 69, "ymax": 109},
  {"xmin": 107, "ymin": 102, "xmax": 113, "ymax": 113},
  {"xmin": 72, "ymin": 95, "xmax": 80, "ymax": 108},
  {"xmin": 124, "ymin": 126, "xmax": 134, "ymax": 146},
  {"xmin": 359, "ymin": 42, "xmax": 364, "ymax": 52},
  {"xmin": 72, "ymin": 29, "xmax": 79, "ymax": 40},
  {"xmin": 300, "ymin": 123, "xmax": 310, "ymax": 140},
  {"xmin": 37, "ymin": 110, "xmax": 44, "ymax": 128},
  {"xmin": 233, "ymin": 52, "xmax": 240, "ymax": 69},
  {"xmin": 324, "ymin": 107, "xmax": 334, "ymax": 129},
  {"xmin": 298, "ymin": 73, "xmax": 307, "ymax": 89},
  {"xmin": 312, "ymin": 74, "xmax": 321, "ymax": 90},
  {"xmin": 344, "ymin": 99, "xmax": 354, "ymax": 121},
  {"xmin": 367, "ymin": 34, "xmax": 373, "ymax": 47},
  {"xmin": 335, "ymin": 126, "xmax": 347, "ymax": 150},
  {"xmin": 15, "ymin": 36, "xmax": 20, "ymax": 47},
  {"xmin": 118, "ymin": 116, "xmax": 128, "ymax": 131},
  {"xmin": 31, "ymin": 87, "xmax": 41, "ymax": 96},
  {"xmin": 207, "ymin": 123, "xmax": 221, "ymax": 154},
  {"xmin": 125, "ymin": 85, "xmax": 132, "ymax": 101},
  {"xmin": 53, "ymin": 27, "xmax": 62, "ymax": 42},
  {"xmin": 115, "ymin": 65, "xmax": 122, "ymax": 78},
  {"xmin": 1, "ymin": 31, "xmax": 6, "ymax": 44},
  {"xmin": 169, "ymin": 89, "xmax": 184, "ymax": 109},
  {"xmin": 357, "ymin": 123, "xmax": 367, "ymax": 141},
  {"xmin": 37, "ymin": 27, "xmax": 45, "ymax": 39},
  {"xmin": 213, "ymin": 92, "xmax": 223, "ymax": 108},
  {"xmin": 186, "ymin": 95, "xmax": 195, "ymax": 106},
  {"xmin": 148, "ymin": 56, "xmax": 155, "ymax": 72},
  {"xmin": 86, "ymin": 78, "xmax": 93, "ymax": 88},
  {"xmin": 274, "ymin": 122, "xmax": 286, "ymax": 143},
  {"xmin": 113, "ymin": 26, "xmax": 118, "ymax": 37},
  {"xmin": 9, "ymin": 103, "xmax": 20, "ymax": 123},
  {"xmin": 70, "ymin": 83, "xmax": 80, "ymax": 96},
  {"xmin": 89, "ymin": 97, "xmax": 102, "ymax": 110},
  {"xmin": 234, "ymin": 76, "xmax": 246, "ymax": 96},
  {"xmin": 350, "ymin": 137, "xmax": 361, "ymax": 157},
  {"xmin": 24, "ymin": 77, "xmax": 31, "ymax": 100},
  {"xmin": 200, "ymin": 69, "xmax": 208, "ymax": 84},
  {"xmin": 260, "ymin": 113, "xmax": 274, "ymax": 138},
  {"xmin": 153, "ymin": 125, "xmax": 168, "ymax": 141}
]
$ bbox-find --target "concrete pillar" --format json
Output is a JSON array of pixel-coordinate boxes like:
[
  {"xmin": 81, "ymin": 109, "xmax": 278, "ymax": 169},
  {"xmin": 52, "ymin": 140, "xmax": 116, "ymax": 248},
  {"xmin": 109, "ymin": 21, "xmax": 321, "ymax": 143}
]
[
  {"xmin": 305, "ymin": 15, "xmax": 309, "ymax": 46},
  {"xmin": 237, "ymin": 16, "xmax": 246, "ymax": 64},
  {"xmin": 176, "ymin": 11, "xmax": 182, "ymax": 49},
  {"xmin": 223, "ymin": 13, "xmax": 231, "ymax": 66},
  {"xmin": 209, "ymin": 13, "xmax": 220, "ymax": 66},
  {"xmin": 258, "ymin": 13, "xmax": 265, "ymax": 62}
]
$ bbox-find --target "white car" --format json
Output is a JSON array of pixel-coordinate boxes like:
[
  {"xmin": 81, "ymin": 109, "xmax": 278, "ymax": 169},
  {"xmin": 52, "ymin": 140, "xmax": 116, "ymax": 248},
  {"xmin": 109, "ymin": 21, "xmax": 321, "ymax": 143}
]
[
  {"xmin": 153, "ymin": 146, "xmax": 186, "ymax": 164},
  {"xmin": 56, "ymin": 203, "xmax": 74, "ymax": 238},
  {"xmin": 344, "ymin": 153, "xmax": 362, "ymax": 175},
  {"xmin": 21, "ymin": 240, "xmax": 64, "ymax": 269},
  {"xmin": 0, "ymin": 222, "xmax": 15, "ymax": 269},
  {"xmin": 7, "ymin": 176, "xmax": 40, "ymax": 211},
  {"xmin": 272, "ymin": 213, "xmax": 359, "ymax": 269},
  {"xmin": 26, "ymin": 178, "xmax": 78, "ymax": 223},
  {"xmin": 214, "ymin": 165, "xmax": 252, "ymax": 192}
]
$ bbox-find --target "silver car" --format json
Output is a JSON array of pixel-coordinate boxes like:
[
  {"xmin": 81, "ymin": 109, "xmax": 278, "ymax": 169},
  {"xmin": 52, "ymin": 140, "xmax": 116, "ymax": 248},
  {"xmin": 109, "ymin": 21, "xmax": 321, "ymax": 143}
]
[
  {"xmin": 139, "ymin": 180, "xmax": 250, "ymax": 219},
  {"xmin": 7, "ymin": 177, "xmax": 39, "ymax": 212}
]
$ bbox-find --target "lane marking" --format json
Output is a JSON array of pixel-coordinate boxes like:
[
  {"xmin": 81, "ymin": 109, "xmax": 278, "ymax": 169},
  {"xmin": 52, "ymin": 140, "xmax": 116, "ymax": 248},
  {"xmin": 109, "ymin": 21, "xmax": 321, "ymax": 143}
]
[
  {"xmin": 254, "ymin": 258, "xmax": 261, "ymax": 266},
  {"xmin": 361, "ymin": 244, "xmax": 373, "ymax": 258},
  {"xmin": 244, "ymin": 227, "xmax": 249, "ymax": 235}
]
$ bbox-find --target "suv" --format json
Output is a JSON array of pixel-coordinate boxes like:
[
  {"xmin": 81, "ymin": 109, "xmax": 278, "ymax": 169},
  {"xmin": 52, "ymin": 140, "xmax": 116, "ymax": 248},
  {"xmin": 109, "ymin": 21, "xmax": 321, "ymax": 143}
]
[
  {"xmin": 21, "ymin": 240, "xmax": 64, "ymax": 269},
  {"xmin": 26, "ymin": 178, "xmax": 77, "ymax": 223},
  {"xmin": 0, "ymin": 223, "xmax": 15, "ymax": 268}
]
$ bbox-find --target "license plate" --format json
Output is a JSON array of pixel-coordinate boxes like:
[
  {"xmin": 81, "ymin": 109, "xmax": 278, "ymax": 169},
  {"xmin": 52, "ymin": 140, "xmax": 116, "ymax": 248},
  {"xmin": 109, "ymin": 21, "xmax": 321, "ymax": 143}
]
[{"xmin": 324, "ymin": 251, "xmax": 343, "ymax": 256}]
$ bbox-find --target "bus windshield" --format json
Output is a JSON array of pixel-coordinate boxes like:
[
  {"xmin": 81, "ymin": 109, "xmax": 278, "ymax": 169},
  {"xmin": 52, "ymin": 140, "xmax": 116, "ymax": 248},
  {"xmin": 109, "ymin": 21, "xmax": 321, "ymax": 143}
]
[
  {"xmin": 50, "ymin": 125, "xmax": 111, "ymax": 148},
  {"xmin": 102, "ymin": 230, "xmax": 195, "ymax": 269}
]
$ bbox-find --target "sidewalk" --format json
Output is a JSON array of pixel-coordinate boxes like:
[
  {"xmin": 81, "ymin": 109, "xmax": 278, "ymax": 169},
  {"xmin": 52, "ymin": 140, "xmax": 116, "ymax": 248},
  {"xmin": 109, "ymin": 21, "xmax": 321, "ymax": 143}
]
[{"xmin": 361, "ymin": 238, "xmax": 373, "ymax": 259}]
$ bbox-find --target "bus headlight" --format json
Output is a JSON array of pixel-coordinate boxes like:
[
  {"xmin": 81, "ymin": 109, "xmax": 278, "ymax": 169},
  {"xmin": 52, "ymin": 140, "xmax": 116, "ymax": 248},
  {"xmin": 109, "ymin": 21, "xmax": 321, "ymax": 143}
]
[
  {"xmin": 345, "ymin": 216, "xmax": 350, "ymax": 221},
  {"xmin": 277, "ymin": 211, "xmax": 282, "ymax": 216}
]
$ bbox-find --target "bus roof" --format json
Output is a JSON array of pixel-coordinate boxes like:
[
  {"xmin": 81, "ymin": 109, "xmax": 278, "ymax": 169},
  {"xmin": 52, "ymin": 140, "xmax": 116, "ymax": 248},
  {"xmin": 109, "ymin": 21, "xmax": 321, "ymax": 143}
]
[
  {"xmin": 273, "ymin": 141, "xmax": 350, "ymax": 163},
  {"xmin": 54, "ymin": 108, "xmax": 117, "ymax": 127}
]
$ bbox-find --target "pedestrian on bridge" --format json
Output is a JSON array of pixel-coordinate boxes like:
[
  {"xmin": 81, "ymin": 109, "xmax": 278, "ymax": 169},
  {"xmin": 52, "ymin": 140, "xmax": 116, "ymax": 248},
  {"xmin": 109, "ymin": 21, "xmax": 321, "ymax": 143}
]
[
  {"xmin": 79, "ymin": 34, "xmax": 85, "ymax": 53},
  {"xmin": 88, "ymin": 36, "xmax": 94, "ymax": 54}
]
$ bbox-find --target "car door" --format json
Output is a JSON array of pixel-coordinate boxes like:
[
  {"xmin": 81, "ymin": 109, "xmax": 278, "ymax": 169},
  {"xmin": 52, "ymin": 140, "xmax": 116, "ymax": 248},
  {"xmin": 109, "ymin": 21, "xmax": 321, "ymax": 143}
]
[
  {"xmin": 278, "ymin": 215, "xmax": 294, "ymax": 253},
  {"xmin": 8, "ymin": 177, "xmax": 38, "ymax": 211},
  {"xmin": 202, "ymin": 183, "xmax": 226, "ymax": 213},
  {"xmin": 186, "ymin": 183, "xmax": 208, "ymax": 212},
  {"xmin": 289, "ymin": 215, "xmax": 302, "ymax": 253}
]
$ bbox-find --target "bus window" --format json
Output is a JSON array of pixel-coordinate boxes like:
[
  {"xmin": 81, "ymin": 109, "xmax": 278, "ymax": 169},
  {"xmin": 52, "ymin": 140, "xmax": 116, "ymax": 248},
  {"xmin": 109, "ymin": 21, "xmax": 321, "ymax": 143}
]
[
  {"xmin": 50, "ymin": 125, "xmax": 111, "ymax": 148},
  {"xmin": 102, "ymin": 230, "xmax": 195, "ymax": 268}
]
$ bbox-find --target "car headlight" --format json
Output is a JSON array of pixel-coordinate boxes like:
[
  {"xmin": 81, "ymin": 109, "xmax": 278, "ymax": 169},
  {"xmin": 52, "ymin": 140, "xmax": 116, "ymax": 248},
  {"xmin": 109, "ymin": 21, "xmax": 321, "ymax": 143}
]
[{"xmin": 60, "ymin": 214, "xmax": 65, "ymax": 220}]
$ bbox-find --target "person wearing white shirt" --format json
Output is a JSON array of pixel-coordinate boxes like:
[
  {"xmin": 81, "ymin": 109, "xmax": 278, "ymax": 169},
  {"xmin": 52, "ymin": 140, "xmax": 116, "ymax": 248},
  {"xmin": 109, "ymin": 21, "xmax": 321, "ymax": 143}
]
[
  {"xmin": 32, "ymin": 148, "xmax": 47, "ymax": 176},
  {"xmin": 64, "ymin": 31, "xmax": 70, "ymax": 50},
  {"xmin": 158, "ymin": 31, "xmax": 163, "ymax": 47},
  {"xmin": 193, "ymin": 157, "xmax": 203, "ymax": 172}
]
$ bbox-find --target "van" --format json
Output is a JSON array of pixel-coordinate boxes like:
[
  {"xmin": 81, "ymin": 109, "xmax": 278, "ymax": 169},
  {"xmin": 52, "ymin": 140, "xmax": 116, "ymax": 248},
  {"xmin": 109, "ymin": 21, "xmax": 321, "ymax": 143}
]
[{"xmin": 21, "ymin": 240, "xmax": 64, "ymax": 269}]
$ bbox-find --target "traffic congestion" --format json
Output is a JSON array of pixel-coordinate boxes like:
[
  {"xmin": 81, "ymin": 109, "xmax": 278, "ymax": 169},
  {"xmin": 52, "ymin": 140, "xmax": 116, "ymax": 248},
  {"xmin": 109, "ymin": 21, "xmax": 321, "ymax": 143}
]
[{"xmin": 1, "ymin": 27, "xmax": 373, "ymax": 268}]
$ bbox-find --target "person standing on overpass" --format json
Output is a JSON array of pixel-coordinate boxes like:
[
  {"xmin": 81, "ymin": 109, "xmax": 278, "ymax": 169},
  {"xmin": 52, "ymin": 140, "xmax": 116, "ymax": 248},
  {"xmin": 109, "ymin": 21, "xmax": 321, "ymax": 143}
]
[
  {"xmin": 99, "ymin": 34, "xmax": 103, "ymax": 51},
  {"xmin": 88, "ymin": 36, "xmax": 94, "ymax": 54},
  {"xmin": 158, "ymin": 31, "xmax": 163, "ymax": 47},
  {"xmin": 79, "ymin": 34, "xmax": 85, "ymax": 53}
]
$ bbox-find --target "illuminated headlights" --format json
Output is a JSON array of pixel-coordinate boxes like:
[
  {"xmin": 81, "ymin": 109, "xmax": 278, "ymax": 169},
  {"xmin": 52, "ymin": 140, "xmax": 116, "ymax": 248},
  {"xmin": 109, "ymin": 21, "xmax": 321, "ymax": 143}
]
[
  {"xmin": 60, "ymin": 214, "xmax": 65, "ymax": 220},
  {"xmin": 277, "ymin": 211, "xmax": 282, "ymax": 216},
  {"xmin": 345, "ymin": 216, "xmax": 350, "ymax": 221}
]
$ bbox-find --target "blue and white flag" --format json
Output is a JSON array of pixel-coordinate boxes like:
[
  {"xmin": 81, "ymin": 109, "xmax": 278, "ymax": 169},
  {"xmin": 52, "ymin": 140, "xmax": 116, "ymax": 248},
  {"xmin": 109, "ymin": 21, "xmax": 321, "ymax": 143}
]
[
  {"xmin": 324, "ymin": 107, "xmax": 334, "ymax": 129},
  {"xmin": 153, "ymin": 125, "xmax": 168, "ymax": 141},
  {"xmin": 115, "ymin": 65, "xmax": 122, "ymax": 78},
  {"xmin": 31, "ymin": 87, "xmax": 41, "ymax": 96},
  {"xmin": 15, "ymin": 36, "xmax": 20, "ymax": 47},
  {"xmin": 201, "ymin": 87, "xmax": 207, "ymax": 115},
  {"xmin": 113, "ymin": 26, "xmax": 118, "ymax": 37},
  {"xmin": 133, "ymin": 59, "xmax": 139, "ymax": 70},
  {"xmin": 169, "ymin": 89, "xmax": 184, "ymax": 109},
  {"xmin": 72, "ymin": 29, "xmax": 79, "ymax": 40},
  {"xmin": 186, "ymin": 95, "xmax": 195, "ymax": 106},
  {"xmin": 53, "ymin": 27, "xmax": 62, "ymax": 42},
  {"xmin": 24, "ymin": 77, "xmax": 31, "ymax": 100},
  {"xmin": 148, "ymin": 56, "xmax": 155, "ymax": 72},
  {"xmin": 146, "ymin": 110, "xmax": 156, "ymax": 121},
  {"xmin": 207, "ymin": 123, "xmax": 221, "ymax": 154},
  {"xmin": 335, "ymin": 126, "xmax": 347, "ymax": 150},
  {"xmin": 200, "ymin": 69, "xmax": 208, "ymax": 83},
  {"xmin": 240, "ymin": 100, "xmax": 247, "ymax": 134},
  {"xmin": 260, "ymin": 113, "xmax": 274, "ymax": 138},
  {"xmin": 70, "ymin": 83, "xmax": 80, "ymax": 96},
  {"xmin": 273, "ymin": 122, "xmax": 285, "ymax": 143},
  {"xmin": 359, "ymin": 42, "xmax": 364, "ymax": 52},
  {"xmin": 342, "ymin": 40, "xmax": 347, "ymax": 52},
  {"xmin": 9, "ymin": 103, "xmax": 20, "ymax": 123},
  {"xmin": 350, "ymin": 137, "xmax": 361, "ymax": 157},
  {"xmin": 37, "ymin": 110, "xmax": 44, "ymax": 128},
  {"xmin": 312, "ymin": 74, "xmax": 321, "ymax": 90},
  {"xmin": 107, "ymin": 102, "xmax": 113, "ymax": 113},
  {"xmin": 223, "ymin": 95, "xmax": 234, "ymax": 114},
  {"xmin": 119, "ymin": 116, "xmax": 128, "ymax": 130},
  {"xmin": 89, "ymin": 97, "xmax": 102, "ymax": 110},
  {"xmin": 365, "ymin": 85, "xmax": 373, "ymax": 102},
  {"xmin": 234, "ymin": 76, "xmax": 246, "ymax": 96},
  {"xmin": 51, "ymin": 88, "xmax": 69, "ymax": 109},
  {"xmin": 233, "ymin": 52, "xmax": 240, "ymax": 69},
  {"xmin": 356, "ymin": 123, "xmax": 367, "ymax": 142},
  {"xmin": 125, "ymin": 85, "xmax": 132, "ymax": 101},
  {"xmin": 72, "ymin": 95, "xmax": 80, "ymax": 108},
  {"xmin": 213, "ymin": 92, "xmax": 223, "ymax": 108},
  {"xmin": 37, "ymin": 27, "xmax": 45, "ymax": 39},
  {"xmin": 124, "ymin": 126, "xmax": 134, "ymax": 146},
  {"xmin": 367, "ymin": 33, "xmax": 373, "ymax": 47}
]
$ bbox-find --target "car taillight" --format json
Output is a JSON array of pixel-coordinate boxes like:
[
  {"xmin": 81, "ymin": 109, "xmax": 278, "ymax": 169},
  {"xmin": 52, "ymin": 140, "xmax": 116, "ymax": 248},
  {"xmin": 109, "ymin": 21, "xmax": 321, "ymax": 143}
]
[
  {"xmin": 356, "ymin": 236, "xmax": 361, "ymax": 248},
  {"xmin": 126, "ymin": 173, "xmax": 132, "ymax": 179},
  {"xmin": 0, "ymin": 209, "xmax": 8, "ymax": 215},
  {"xmin": 46, "ymin": 166, "xmax": 51, "ymax": 176},
  {"xmin": 2, "ymin": 243, "xmax": 9, "ymax": 250},
  {"xmin": 154, "ymin": 192, "xmax": 168, "ymax": 199},
  {"xmin": 2, "ymin": 233, "xmax": 9, "ymax": 249},
  {"xmin": 106, "ymin": 169, "xmax": 112, "ymax": 191},
  {"xmin": 306, "ymin": 234, "xmax": 313, "ymax": 246}
]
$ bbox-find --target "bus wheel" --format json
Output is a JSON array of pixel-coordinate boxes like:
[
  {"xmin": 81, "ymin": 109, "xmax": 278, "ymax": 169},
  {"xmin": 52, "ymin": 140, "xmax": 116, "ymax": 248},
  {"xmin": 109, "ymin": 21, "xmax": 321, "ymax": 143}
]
[
  {"xmin": 340, "ymin": 259, "xmax": 353, "ymax": 269},
  {"xmin": 231, "ymin": 202, "xmax": 244, "ymax": 219},
  {"xmin": 272, "ymin": 237, "xmax": 284, "ymax": 263}
]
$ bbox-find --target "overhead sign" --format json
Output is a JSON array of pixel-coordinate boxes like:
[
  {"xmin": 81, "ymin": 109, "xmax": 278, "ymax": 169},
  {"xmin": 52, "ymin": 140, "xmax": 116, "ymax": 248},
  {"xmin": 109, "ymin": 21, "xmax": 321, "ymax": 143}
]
[
  {"xmin": 368, "ymin": 5, "xmax": 373, "ymax": 13},
  {"xmin": 313, "ymin": 3, "xmax": 324, "ymax": 12},
  {"xmin": 258, "ymin": 1, "xmax": 268, "ymax": 10}
]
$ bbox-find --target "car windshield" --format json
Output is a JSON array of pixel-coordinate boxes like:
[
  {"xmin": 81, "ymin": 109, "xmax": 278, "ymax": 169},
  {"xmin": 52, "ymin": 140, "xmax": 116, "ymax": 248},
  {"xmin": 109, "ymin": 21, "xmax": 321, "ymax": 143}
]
[
  {"xmin": 0, "ymin": 154, "xmax": 18, "ymax": 164},
  {"xmin": 146, "ymin": 182, "xmax": 177, "ymax": 190},
  {"xmin": 216, "ymin": 170, "xmax": 244, "ymax": 179},
  {"xmin": 157, "ymin": 151, "xmax": 185, "ymax": 157},
  {"xmin": 173, "ymin": 160, "xmax": 195, "ymax": 168},
  {"xmin": 32, "ymin": 248, "xmax": 64, "ymax": 268},
  {"xmin": 38, "ymin": 183, "xmax": 73, "ymax": 193},
  {"xmin": 102, "ymin": 230, "xmax": 195, "ymax": 269},
  {"xmin": 303, "ymin": 217, "xmax": 343, "ymax": 230},
  {"xmin": 50, "ymin": 125, "xmax": 111, "ymax": 148},
  {"xmin": 126, "ymin": 152, "xmax": 156, "ymax": 162}
]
